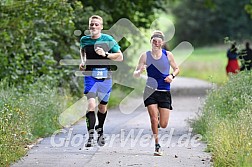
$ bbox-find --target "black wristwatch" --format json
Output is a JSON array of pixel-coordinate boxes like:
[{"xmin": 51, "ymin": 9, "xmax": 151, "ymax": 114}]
[
  {"xmin": 171, "ymin": 73, "xmax": 175, "ymax": 79},
  {"xmin": 105, "ymin": 52, "xmax": 109, "ymax": 58}
]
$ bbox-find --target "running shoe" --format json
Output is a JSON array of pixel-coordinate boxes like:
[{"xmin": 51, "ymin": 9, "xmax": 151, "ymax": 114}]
[
  {"xmin": 154, "ymin": 143, "xmax": 163, "ymax": 156},
  {"xmin": 97, "ymin": 135, "xmax": 105, "ymax": 146},
  {"xmin": 95, "ymin": 125, "xmax": 105, "ymax": 146},
  {"xmin": 85, "ymin": 137, "xmax": 94, "ymax": 147}
]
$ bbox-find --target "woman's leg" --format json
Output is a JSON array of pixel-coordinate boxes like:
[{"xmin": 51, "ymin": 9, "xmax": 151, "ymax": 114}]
[
  {"xmin": 147, "ymin": 104, "xmax": 159, "ymax": 144},
  {"xmin": 158, "ymin": 107, "xmax": 170, "ymax": 128}
]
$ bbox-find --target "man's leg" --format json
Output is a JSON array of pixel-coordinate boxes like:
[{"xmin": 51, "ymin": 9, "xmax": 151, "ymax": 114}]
[
  {"xmin": 84, "ymin": 76, "xmax": 98, "ymax": 147},
  {"xmin": 85, "ymin": 97, "xmax": 96, "ymax": 147},
  {"xmin": 96, "ymin": 79, "xmax": 112, "ymax": 146},
  {"xmin": 97, "ymin": 104, "xmax": 107, "ymax": 130},
  {"xmin": 95, "ymin": 98, "xmax": 109, "ymax": 146}
]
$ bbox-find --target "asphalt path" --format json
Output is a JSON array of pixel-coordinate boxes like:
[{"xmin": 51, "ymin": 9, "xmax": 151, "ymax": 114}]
[{"xmin": 12, "ymin": 77, "xmax": 213, "ymax": 167}]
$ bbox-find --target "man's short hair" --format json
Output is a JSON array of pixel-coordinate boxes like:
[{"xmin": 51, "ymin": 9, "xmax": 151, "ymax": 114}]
[{"xmin": 89, "ymin": 15, "xmax": 103, "ymax": 24}]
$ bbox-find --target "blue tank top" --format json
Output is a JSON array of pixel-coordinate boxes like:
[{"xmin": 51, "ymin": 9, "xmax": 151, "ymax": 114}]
[{"xmin": 146, "ymin": 49, "xmax": 171, "ymax": 90}]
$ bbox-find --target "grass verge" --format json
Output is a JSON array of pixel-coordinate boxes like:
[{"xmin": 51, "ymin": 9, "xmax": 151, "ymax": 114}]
[
  {"xmin": 191, "ymin": 71, "xmax": 252, "ymax": 166},
  {"xmin": 0, "ymin": 78, "xmax": 72, "ymax": 166}
]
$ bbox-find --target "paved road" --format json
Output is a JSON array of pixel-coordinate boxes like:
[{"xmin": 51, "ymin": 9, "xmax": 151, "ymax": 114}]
[{"xmin": 12, "ymin": 77, "xmax": 213, "ymax": 167}]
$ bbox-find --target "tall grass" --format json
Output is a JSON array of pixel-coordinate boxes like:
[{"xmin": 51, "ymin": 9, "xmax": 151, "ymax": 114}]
[
  {"xmin": 0, "ymin": 78, "xmax": 71, "ymax": 166},
  {"xmin": 0, "ymin": 84, "xmax": 30, "ymax": 165},
  {"xmin": 191, "ymin": 71, "xmax": 252, "ymax": 166}
]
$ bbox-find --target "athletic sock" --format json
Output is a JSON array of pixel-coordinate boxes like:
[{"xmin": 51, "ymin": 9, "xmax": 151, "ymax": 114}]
[
  {"xmin": 97, "ymin": 111, "xmax": 107, "ymax": 130},
  {"xmin": 86, "ymin": 111, "xmax": 96, "ymax": 139}
]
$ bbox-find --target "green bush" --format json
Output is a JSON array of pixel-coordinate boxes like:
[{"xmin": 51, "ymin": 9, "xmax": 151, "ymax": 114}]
[{"xmin": 192, "ymin": 71, "xmax": 252, "ymax": 166}]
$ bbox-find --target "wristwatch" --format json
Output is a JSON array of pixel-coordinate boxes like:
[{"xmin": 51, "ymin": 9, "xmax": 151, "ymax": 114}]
[
  {"xmin": 171, "ymin": 73, "xmax": 175, "ymax": 79},
  {"xmin": 105, "ymin": 52, "xmax": 109, "ymax": 58}
]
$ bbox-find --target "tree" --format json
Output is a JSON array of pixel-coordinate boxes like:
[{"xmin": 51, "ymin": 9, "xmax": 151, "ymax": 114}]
[
  {"xmin": 78, "ymin": 0, "xmax": 168, "ymax": 29},
  {"xmin": 172, "ymin": 0, "xmax": 252, "ymax": 46},
  {"xmin": 0, "ymin": 0, "xmax": 79, "ymax": 86}
]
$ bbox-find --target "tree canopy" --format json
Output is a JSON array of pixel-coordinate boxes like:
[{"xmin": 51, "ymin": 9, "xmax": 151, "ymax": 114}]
[{"xmin": 172, "ymin": 0, "xmax": 252, "ymax": 46}]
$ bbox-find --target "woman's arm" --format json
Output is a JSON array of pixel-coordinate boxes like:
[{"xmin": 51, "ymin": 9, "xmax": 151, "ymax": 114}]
[{"xmin": 133, "ymin": 53, "xmax": 147, "ymax": 78}]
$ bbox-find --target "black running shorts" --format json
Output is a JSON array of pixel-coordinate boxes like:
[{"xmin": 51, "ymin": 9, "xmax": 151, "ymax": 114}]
[{"xmin": 143, "ymin": 86, "xmax": 173, "ymax": 110}]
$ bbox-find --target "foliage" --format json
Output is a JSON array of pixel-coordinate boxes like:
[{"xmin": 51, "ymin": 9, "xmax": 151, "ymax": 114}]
[
  {"xmin": 191, "ymin": 71, "xmax": 252, "ymax": 166},
  {"xmin": 0, "ymin": 82, "xmax": 31, "ymax": 166},
  {"xmin": 78, "ymin": 0, "xmax": 168, "ymax": 29},
  {"xmin": 172, "ymin": 0, "xmax": 252, "ymax": 46},
  {"xmin": 0, "ymin": 0, "xmax": 79, "ymax": 87},
  {"xmin": 0, "ymin": 77, "xmax": 71, "ymax": 166},
  {"xmin": 245, "ymin": 0, "xmax": 252, "ymax": 18}
]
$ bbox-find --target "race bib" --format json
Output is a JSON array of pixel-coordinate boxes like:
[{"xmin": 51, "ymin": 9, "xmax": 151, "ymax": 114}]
[{"xmin": 92, "ymin": 68, "xmax": 108, "ymax": 79}]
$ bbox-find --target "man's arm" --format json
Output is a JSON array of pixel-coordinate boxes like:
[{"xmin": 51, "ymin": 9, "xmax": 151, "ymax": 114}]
[
  {"xmin": 106, "ymin": 50, "xmax": 123, "ymax": 61},
  {"xmin": 79, "ymin": 48, "xmax": 86, "ymax": 70},
  {"xmin": 95, "ymin": 47, "xmax": 123, "ymax": 61}
]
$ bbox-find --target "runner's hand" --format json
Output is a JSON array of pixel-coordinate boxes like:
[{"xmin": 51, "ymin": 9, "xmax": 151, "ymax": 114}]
[
  {"xmin": 139, "ymin": 65, "xmax": 147, "ymax": 73},
  {"xmin": 79, "ymin": 63, "xmax": 85, "ymax": 71},
  {"xmin": 164, "ymin": 75, "xmax": 173, "ymax": 83},
  {"xmin": 133, "ymin": 65, "xmax": 147, "ymax": 78},
  {"xmin": 95, "ymin": 47, "xmax": 106, "ymax": 57}
]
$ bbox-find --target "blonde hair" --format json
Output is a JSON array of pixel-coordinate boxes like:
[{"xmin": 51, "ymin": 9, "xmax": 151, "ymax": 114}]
[{"xmin": 89, "ymin": 15, "xmax": 103, "ymax": 24}]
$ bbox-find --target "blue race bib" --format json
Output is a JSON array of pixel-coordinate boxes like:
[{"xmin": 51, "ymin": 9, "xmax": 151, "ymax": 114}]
[{"xmin": 92, "ymin": 68, "xmax": 108, "ymax": 79}]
